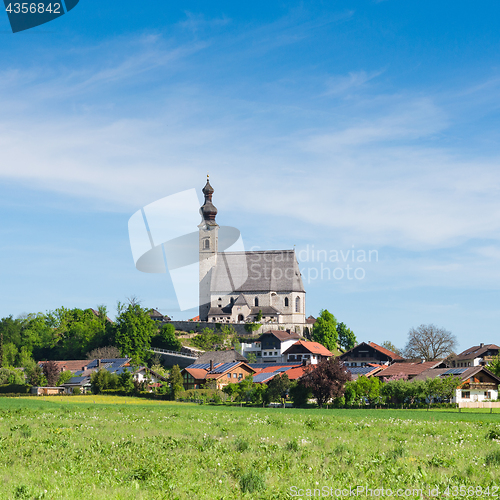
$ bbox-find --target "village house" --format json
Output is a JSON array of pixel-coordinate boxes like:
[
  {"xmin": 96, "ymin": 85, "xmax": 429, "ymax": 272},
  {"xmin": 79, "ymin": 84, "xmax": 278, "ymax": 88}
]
[
  {"xmin": 449, "ymin": 343, "xmax": 500, "ymax": 368},
  {"xmin": 346, "ymin": 364, "xmax": 385, "ymax": 380},
  {"xmin": 181, "ymin": 361, "xmax": 256, "ymax": 390},
  {"xmin": 282, "ymin": 340, "xmax": 332, "ymax": 364},
  {"xmin": 413, "ymin": 366, "xmax": 500, "ymax": 403},
  {"xmin": 251, "ymin": 363, "xmax": 310, "ymax": 384},
  {"xmin": 339, "ymin": 342, "xmax": 403, "ymax": 367},
  {"xmin": 241, "ymin": 330, "xmax": 301, "ymax": 363},
  {"xmin": 374, "ymin": 360, "xmax": 447, "ymax": 381}
]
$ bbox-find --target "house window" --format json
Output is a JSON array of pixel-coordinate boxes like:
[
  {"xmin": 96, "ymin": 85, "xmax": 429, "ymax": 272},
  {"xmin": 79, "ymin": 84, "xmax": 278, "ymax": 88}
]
[
  {"xmin": 238, "ymin": 373, "xmax": 243, "ymax": 379},
  {"xmin": 233, "ymin": 373, "xmax": 237, "ymax": 378},
  {"xmin": 462, "ymin": 391, "xmax": 470, "ymax": 399},
  {"xmin": 255, "ymin": 297, "xmax": 259, "ymax": 307},
  {"xmin": 295, "ymin": 297, "xmax": 300, "ymax": 313},
  {"xmin": 238, "ymin": 314, "xmax": 244, "ymax": 322},
  {"xmin": 284, "ymin": 297, "xmax": 289, "ymax": 307},
  {"xmin": 274, "ymin": 352, "xmax": 278, "ymax": 356},
  {"xmin": 227, "ymin": 374, "xmax": 231, "ymax": 378},
  {"xmin": 263, "ymin": 352, "xmax": 267, "ymax": 356}
]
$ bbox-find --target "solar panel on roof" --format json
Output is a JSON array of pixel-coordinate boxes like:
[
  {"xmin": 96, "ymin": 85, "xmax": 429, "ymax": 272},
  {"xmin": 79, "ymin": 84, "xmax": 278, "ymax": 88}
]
[
  {"xmin": 253, "ymin": 372, "xmax": 276, "ymax": 383},
  {"xmin": 210, "ymin": 362, "xmax": 239, "ymax": 373},
  {"xmin": 441, "ymin": 368, "xmax": 467, "ymax": 376},
  {"xmin": 347, "ymin": 367, "xmax": 373, "ymax": 374}
]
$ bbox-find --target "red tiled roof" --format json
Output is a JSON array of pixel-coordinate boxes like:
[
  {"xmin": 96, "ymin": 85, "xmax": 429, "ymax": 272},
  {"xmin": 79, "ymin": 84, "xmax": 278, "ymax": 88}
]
[
  {"xmin": 261, "ymin": 330, "xmax": 301, "ymax": 341},
  {"xmin": 453, "ymin": 344, "xmax": 500, "ymax": 361},
  {"xmin": 38, "ymin": 360, "xmax": 89, "ymax": 372},
  {"xmin": 374, "ymin": 360, "xmax": 442, "ymax": 378},
  {"xmin": 285, "ymin": 341, "xmax": 332, "ymax": 357},
  {"xmin": 184, "ymin": 368, "xmax": 209, "ymax": 380},
  {"xmin": 369, "ymin": 342, "xmax": 404, "ymax": 360},
  {"xmin": 286, "ymin": 365, "xmax": 313, "ymax": 380}
]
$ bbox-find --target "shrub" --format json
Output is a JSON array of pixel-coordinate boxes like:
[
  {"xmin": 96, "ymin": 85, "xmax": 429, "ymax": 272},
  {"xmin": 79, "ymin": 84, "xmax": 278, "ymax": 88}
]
[
  {"xmin": 486, "ymin": 450, "xmax": 500, "ymax": 466},
  {"xmin": 486, "ymin": 428, "xmax": 500, "ymax": 440},
  {"xmin": 239, "ymin": 469, "xmax": 266, "ymax": 493},
  {"xmin": 0, "ymin": 384, "xmax": 30, "ymax": 394},
  {"xmin": 235, "ymin": 439, "xmax": 249, "ymax": 452}
]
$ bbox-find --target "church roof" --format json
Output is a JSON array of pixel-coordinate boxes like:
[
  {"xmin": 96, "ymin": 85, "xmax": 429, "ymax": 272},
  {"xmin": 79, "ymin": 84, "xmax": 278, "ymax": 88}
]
[
  {"xmin": 233, "ymin": 294, "xmax": 250, "ymax": 306},
  {"xmin": 211, "ymin": 250, "xmax": 305, "ymax": 293}
]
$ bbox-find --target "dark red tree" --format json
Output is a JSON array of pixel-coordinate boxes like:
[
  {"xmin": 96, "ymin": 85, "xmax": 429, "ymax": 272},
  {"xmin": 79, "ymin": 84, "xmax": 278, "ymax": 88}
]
[
  {"xmin": 42, "ymin": 360, "xmax": 60, "ymax": 386},
  {"xmin": 301, "ymin": 358, "xmax": 351, "ymax": 408}
]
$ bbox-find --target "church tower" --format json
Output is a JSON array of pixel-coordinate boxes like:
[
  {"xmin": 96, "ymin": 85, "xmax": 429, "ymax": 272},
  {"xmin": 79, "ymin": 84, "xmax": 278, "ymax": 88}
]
[{"xmin": 198, "ymin": 175, "xmax": 219, "ymax": 321}]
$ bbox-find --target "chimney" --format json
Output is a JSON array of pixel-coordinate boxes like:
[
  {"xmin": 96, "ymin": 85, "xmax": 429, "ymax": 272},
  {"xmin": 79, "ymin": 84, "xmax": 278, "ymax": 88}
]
[
  {"xmin": 98, "ymin": 359, "xmax": 101, "ymax": 368},
  {"xmin": 210, "ymin": 360, "xmax": 214, "ymax": 372},
  {"xmin": 480, "ymin": 343, "xmax": 484, "ymax": 348}
]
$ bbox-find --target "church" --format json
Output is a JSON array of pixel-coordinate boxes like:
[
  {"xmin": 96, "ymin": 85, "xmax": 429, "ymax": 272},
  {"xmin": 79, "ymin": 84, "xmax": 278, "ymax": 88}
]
[{"xmin": 198, "ymin": 177, "xmax": 306, "ymax": 331}]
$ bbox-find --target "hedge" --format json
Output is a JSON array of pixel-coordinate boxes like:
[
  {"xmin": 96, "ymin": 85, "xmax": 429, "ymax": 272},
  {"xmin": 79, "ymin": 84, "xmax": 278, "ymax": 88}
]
[{"xmin": 0, "ymin": 384, "xmax": 31, "ymax": 394}]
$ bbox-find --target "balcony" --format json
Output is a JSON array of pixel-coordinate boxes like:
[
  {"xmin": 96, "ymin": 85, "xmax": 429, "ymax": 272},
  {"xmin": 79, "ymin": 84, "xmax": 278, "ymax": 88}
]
[{"xmin": 469, "ymin": 383, "xmax": 497, "ymax": 390}]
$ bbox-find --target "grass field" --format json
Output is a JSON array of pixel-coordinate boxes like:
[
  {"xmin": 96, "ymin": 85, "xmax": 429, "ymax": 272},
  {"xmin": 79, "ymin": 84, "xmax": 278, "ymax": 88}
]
[{"xmin": 1, "ymin": 396, "xmax": 500, "ymax": 499}]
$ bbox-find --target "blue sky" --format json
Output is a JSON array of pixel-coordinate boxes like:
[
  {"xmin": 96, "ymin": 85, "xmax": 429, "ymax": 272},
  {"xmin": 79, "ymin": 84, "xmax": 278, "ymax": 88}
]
[{"xmin": 1, "ymin": 1, "xmax": 500, "ymax": 352}]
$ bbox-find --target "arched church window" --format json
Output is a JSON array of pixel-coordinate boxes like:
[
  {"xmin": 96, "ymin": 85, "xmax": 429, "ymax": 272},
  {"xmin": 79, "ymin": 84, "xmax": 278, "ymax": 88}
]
[
  {"xmin": 204, "ymin": 239, "xmax": 210, "ymax": 249},
  {"xmin": 295, "ymin": 296, "xmax": 300, "ymax": 313},
  {"xmin": 284, "ymin": 297, "xmax": 289, "ymax": 307},
  {"xmin": 254, "ymin": 297, "xmax": 259, "ymax": 307}
]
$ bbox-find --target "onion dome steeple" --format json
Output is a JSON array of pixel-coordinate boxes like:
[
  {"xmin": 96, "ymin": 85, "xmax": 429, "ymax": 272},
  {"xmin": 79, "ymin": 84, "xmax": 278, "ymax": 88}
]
[{"xmin": 201, "ymin": 174, "xmax": 218, "ymax": 222}]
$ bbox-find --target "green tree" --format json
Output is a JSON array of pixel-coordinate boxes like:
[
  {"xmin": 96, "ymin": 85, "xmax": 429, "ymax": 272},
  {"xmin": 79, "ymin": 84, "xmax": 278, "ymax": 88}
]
[
  {"xmin": 24, "ymin": 358, "xmax": 44, "ymax": 386},
  {"xmin": 2, "ymin": 343, "xmax": 18, "ymax": 367},
  {"xmin": 114, "ymin": 303, "xmax": 158, "ymax": 364},
  {"xmin": 222, "ymin": 382, "xmax": 238, "ymax": 402},
  {"xmin": 90, "ymin": 369, "xmax": 119, "ymax": 394},
  {"xmin": 381, "ymin": 341, "xmax": 402, "ymax": 357},
  {"xmin": 0, "ymin": 367, "xmax": 25, "ymax": 385},
  {"xmin": 246, "ymin": 352, "xmax": 257, "ymax": 363},
  {"xmin": 312, "ymin": 310, "xmax": 338, "ymax": 352},
  {"xmin": 264, "ymin": 373, "xmax": 290, "ymax": 404},
  {"xmin": 169, "ymin": 364, "xmax": 184, "ymax": 400},
  {"xmin": 336, "ymin": 322, "xmax": 357, "ymax": 351},
  {"xmin": 57, "ymin": 370, "xmax": 73, "ymax": 386},
  {"xmin": 487, "ymin": 355, "xmax": 500, "ymax": 377},
  {"xmin": 301, "ymin": 358, "xmax": 350, "ymax": 408},
  {"xmin": 353, "ymin": 375, "xmax": 380, "ymax": 404},
  {"xmin": 192, "ymin": 328, "xmax": 219, "ymax": 351},
  {"xmin": 118, "ymin": 370, "xmax": 135, "ymax": 393},
  {"xmin": 289, "ymin": 380, "xmax": 312, "ymax": 408},
  {"xmin": 159, "ymin": 324, "xmax": 182, "ymax": 351},
  {"xmin": 236, "ymin": 375, "xmax": 255, "ymax": 403}
]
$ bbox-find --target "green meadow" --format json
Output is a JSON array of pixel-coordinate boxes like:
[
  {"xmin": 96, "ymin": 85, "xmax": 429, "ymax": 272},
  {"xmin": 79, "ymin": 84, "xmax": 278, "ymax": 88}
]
[{"xmin": 1, "ymin": 397, "xmax": 500, "ymax": 499}]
